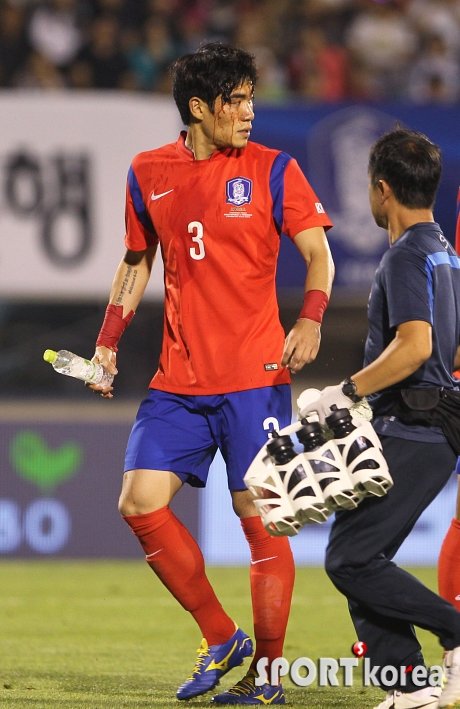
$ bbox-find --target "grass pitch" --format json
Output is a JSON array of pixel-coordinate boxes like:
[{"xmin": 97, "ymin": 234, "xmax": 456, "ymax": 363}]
[{"xmin": 0, "ymin": 562, "xmax": 441, "ymax": 708}]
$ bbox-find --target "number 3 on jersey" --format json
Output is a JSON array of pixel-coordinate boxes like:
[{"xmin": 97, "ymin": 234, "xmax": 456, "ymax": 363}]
[{"xmin": 188, "ymin": 221, "xmax": 205, "ymax": 260}]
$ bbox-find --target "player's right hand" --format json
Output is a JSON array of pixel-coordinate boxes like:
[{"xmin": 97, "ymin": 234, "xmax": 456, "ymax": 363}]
[{"xmin": 86, "ymin": 345, "xmax": 117, "ymax": 399}]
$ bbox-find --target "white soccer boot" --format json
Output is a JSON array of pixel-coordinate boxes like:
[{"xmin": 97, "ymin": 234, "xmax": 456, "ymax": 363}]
[
  {"xmin": 438, "ymin": 646, "xmax": 460, "ymax": 707},
  {"xmin": 373, "ymin": 685, "xmax": 441, "ymax": 709}
]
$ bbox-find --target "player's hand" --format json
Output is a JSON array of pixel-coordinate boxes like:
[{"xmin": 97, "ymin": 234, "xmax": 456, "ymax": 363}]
[
  {"xmin": 282, "ymin": 318, "xmax": 321, "ymax": 373},
  {"xmin": 86, "ymin": 345, "xmax": 117, "ymax": 399},
  {"xmin": 298, "ymin": 383, "xmax": 356, "ymax": 424}
]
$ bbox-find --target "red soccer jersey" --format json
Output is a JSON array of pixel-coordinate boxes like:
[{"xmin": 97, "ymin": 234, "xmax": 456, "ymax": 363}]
[{"xmin": 125, "ymin": 132, "xmax": 332, "ymax": 395}]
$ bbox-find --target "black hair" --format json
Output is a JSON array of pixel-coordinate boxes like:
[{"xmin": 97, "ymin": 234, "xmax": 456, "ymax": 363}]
[
  {"xmin": 170, "ymin": 42, "xmax": 257, "ymax": 125},
  {"xmin": 368, "ymin": 128, "xmax": 442, "ymax": 208}
]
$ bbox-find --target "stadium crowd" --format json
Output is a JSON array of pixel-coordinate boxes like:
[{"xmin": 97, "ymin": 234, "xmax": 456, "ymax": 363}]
[{"xmin": 1, "ymin": 0, "xmax": 460, "ymax": 103}]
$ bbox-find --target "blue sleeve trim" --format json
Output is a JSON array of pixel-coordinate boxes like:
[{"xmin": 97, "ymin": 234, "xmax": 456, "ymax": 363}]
[
  {"xmin": 127, "ymin": 166, "xmax": 155, "ymax": 234},
  {"xmin": 269, "ymin": 151, "xmax": 291, "ymax": 234},
  {"xmin": 425, "ymin": 251, "xmax": 460, "ymax": 318}
]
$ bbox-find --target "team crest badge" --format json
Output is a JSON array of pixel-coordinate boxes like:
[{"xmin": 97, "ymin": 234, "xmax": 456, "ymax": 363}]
[{"xmin": 226, "ymin": 177, "xmax": 252, "ymax": 206}]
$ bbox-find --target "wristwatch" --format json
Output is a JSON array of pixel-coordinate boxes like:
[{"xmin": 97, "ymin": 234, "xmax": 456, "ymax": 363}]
[{"xmin": 341, "ymin": 377, "xmax": 362, "ymax": 403}]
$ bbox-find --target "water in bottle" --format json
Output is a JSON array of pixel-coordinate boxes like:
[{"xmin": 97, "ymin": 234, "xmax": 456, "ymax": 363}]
[
  {"xmin": 325, "ymin": 406, "xmax": 393, "ymax": 497},
  {"xmin": 43, "ymin": 349, "xmax": 114, "ymax": 387}
]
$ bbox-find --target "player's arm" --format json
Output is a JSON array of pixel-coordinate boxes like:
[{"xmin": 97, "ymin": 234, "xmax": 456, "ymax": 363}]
[
  {"xmin": 300, "ymin": 319, "xmax": 432, "ymax": 421},
  {"xmin": 89, "ymin": 245, "xmax": 157, "ymax": 397},
  {"xmin": 281, "ymin": 227, "xmax": 334, "ymax": 372},
  {"xmin": 350, "ymin": 319, "xmax": 432, "ymax": 397}
]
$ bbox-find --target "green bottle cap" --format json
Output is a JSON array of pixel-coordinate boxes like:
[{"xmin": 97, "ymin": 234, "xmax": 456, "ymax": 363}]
[{"xmin": 43, "ymin": 349, "xmax": 58, "ymax": 364}]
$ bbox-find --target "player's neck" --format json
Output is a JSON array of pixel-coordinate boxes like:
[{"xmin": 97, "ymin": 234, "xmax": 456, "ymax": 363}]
[
  {"xmin": 184, "ymin": 128, "xmax": 217, "ymax": 160},
  {"xmin": 388, "ymin": 208, "xmax": 435, "ymax": 244}
]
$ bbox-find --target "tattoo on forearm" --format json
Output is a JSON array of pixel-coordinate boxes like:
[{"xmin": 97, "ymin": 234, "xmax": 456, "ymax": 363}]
[{"xmin": 115, "ymin": 266, "xmax": 138, "ymax": 305}]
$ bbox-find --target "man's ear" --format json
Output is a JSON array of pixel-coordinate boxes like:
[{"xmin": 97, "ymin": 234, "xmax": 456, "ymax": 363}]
[
  {"xmin": 378, "ymin": 179, "xmax": 392, "ymax": 201},
  {"xmin": 189, "ymin": 96, "xmax": 206, "ymax": 122}
]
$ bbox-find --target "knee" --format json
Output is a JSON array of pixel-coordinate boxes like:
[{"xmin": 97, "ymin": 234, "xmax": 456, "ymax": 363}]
[
  {"xmin": 118, "ymin": 469, "xmax": 179, "ymax": 517},
  {"xmin": 118, "ymin": 489, "xmax": 136, "ymax": 517}
]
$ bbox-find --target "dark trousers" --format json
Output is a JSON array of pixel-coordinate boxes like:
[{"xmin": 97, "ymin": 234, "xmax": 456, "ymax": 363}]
[{"xmin": 325, "ymin": 436, "xmax": 460, "ymax": 691}]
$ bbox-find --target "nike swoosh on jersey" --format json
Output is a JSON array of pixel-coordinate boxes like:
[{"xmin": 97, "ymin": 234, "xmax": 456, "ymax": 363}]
[
  {"xmin": 250, "ymin": 555, "xmax": 278, "ymax": 565},
  {"xmin": 151, "ymin": 189, "xmax": 174, "ymax": 201}
]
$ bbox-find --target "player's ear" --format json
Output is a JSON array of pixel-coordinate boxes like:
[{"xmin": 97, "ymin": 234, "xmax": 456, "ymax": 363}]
[{"xmin": 189, "ymin": 96, "xmax": 206, "ymax": 122}]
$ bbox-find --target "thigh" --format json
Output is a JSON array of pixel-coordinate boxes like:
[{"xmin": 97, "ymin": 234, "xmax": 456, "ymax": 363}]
[
  {"xmin": 327, "ymin": 436, "xmax": 456, "ymax": 568},
  {"xmin": 215, "ymin": 384, "xmax": 292, "ymax": 491},
  {"xmin": 124, "ymin": 390, "xmax": 218, "ymax": 488}
]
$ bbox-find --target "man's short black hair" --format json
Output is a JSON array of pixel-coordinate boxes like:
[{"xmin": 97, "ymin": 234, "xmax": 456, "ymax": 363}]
[
  {"xmin": 170, "ymin": 42, "xmax": 257, "ymax": 125},
  {"xmin": 368, "ymin": 128, "xmax": 442, "ymax": 209}
]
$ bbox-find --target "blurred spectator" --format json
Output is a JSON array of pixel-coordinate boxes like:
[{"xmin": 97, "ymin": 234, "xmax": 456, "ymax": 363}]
[
  {"xmin": 0, "ymin": 0, "xmax": 459, "ymax": 104},
  {"xmin": 15, "ymin": 50, "xmax": 67, "ymax": 89},
  {"xmin": 287, "ymin": 25, "xmax": 349, "ymax": 101},
  {"xmin": 408, "ymin": 33, "xmax": 460, "ymax": 104},
  {"xmin": 126, "ymin": 16, "xmax": 178, "ymax": 92},
  {"xmin": 0, "ymin": 2, "xmax": 31, "ymax": 87},
  {"xmin": 406, "ymin": 0, "xmax": 460, "ymax": 55},
  {"xmin": 27, "ymin": 0, "xmax": 84, "ymax": 75},
  {"xmin": 345, "ymin": 0, "xmax": 418, "ymax": 99},
  {"xmin": 69, "ymin": 14, "xmax": 135, "ymax": 89}
]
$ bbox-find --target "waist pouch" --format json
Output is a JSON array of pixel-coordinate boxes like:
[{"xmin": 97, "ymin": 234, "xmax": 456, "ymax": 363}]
[{"xmin": 390, "ymin": 387, "xmax": 460, "ymax": 454}]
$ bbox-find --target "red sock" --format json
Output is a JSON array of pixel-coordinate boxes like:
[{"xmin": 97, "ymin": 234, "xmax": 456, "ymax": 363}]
[
  {"xmin": 241, "ymin": 515, "xmax": 295, "ymax": 672},
  {"xmin": 123, "ymin": 506, "xmax": 235, "ymax": 645},
  {"xmin": 438, "ymin": 518, "xmax": 460, "ymax": 611}
]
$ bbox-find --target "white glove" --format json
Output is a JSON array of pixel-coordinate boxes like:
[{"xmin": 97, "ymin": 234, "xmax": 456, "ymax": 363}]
[{"xmin": 298, "ymin": 382, "xmax": 373, "ymax": 425}]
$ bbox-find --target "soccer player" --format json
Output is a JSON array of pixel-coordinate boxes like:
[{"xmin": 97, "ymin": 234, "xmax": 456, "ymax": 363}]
[
  {"xmin": 299, "ymin": 129, "xmax": 460, "ymax": 709},
  {"xmin": 438, "ymin": 186, "xmax": 460, "ymax": 612},
  {"xmin": 88, "ymin": 42, "xmax": 334, "ymax": 705}
]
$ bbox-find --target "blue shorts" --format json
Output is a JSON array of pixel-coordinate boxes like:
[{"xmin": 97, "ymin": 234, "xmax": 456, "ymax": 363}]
[{"xmin": 124, "ymin": 385, "xmax": 292, "ymax": 491}]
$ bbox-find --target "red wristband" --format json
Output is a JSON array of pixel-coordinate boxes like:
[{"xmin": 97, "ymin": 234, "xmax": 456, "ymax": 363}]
[
  {"xmin": 298, "ymin": 290, "xmax": 329, "ymax": 324},
  {"xmin": 96, "ymin": 304, "xmax": 135, "ymax": 352}
]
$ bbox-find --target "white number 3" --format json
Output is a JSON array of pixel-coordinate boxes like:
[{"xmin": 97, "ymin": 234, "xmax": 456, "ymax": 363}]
[{"xmin": 188, "ymin": 221, "xmax": 205, "ymax": 260}]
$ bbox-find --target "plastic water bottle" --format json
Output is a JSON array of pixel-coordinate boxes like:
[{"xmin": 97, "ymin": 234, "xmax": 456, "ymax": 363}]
[
  {"xmin": 43, "ymin": 349, "xmax": 114, "ymax": 387},
  {"xmin": 244, "ymin": 432, "xmax": 302, "ymax": 537},
  {"xmin": 266, "ymin": 433, "xmax": 329, "ymax": 525},
  {"xmin": 325, "ymin": 406, "xmax": 393, "ymax": 498},
  {"xmin": 297, "ymin": 420, "xmax": 359, "ymax": 511}
]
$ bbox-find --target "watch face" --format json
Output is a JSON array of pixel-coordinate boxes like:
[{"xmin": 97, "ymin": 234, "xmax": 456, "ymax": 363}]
[{"xmin": 343, "ymin": 379, "xmax": 358, "ymax": 400}]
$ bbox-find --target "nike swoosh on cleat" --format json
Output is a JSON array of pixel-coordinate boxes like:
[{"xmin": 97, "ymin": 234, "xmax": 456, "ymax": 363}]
[
  {"xmin": 145, "ymin": 548, "xmax": 163, "ymax": 559},
  {"xmin": 250, "ymin": 556, "xmax": 278, "ymax": 565},
  {"xmin": 455, "ymin": 594, "xmax": 460, "ymax": 601},
  {"xmin": 151, "ymin": 189, "xmax": 174, "ymax": 201}
]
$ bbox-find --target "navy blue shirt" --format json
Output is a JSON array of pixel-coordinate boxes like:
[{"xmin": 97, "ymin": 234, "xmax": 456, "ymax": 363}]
[{"xmin": 365, "ymin": 222, "xmax": 460, "ymax": 442}]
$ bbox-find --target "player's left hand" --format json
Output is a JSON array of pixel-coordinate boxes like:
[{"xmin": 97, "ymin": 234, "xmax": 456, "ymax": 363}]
[
  {"xmin": 298, "ymin": 382, "xmax": 356, "ymax": 423},
  {"xmin": 282, "ymin": 318, "xmax": 321, "ymax": 373}
]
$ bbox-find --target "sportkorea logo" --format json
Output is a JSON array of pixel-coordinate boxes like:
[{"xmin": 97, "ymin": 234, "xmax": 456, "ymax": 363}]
[{"xmin": 226, "ymin": 177, "xmax": 252, "ymax": 206}]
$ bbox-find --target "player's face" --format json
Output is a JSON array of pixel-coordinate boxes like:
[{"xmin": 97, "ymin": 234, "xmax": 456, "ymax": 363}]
[{"xmin": 207, "ymin": 81, "xmax": 254, "ymax": 150}]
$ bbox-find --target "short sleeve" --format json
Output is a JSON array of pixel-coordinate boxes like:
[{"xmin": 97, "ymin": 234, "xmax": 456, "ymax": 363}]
[
  {"xmin": 270, "ymin": 155, "xmax": 333, "ymax": 239},
  {"xmin": 384, "ymin": 246, "xmax": 432, "ymax": 328},
  {"xmin": 124, "ymin": 162, "xmax": 158, "ymax": 251}
]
